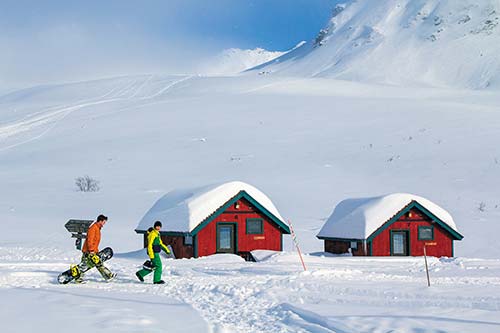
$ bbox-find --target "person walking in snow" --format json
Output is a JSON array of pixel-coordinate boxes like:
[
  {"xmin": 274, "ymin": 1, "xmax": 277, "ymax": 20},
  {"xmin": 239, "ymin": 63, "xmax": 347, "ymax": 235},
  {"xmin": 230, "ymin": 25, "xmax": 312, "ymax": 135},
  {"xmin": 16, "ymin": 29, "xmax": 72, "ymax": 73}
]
[
  {"xmin": 74, "ymin": 214, "xmax": 116, "ymax": 283},
  {"xmin": 136, "ymin": 221, "xmax": 171, "ymax": 284}
]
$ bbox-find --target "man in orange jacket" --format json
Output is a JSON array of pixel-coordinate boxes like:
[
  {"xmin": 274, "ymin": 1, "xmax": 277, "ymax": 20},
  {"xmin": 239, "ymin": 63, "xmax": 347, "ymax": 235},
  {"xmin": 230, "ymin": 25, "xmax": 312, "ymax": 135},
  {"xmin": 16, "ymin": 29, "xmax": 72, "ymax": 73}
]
[{"xmin": 75, "ymin": 214, "xmax": 115, "ymax": 283}]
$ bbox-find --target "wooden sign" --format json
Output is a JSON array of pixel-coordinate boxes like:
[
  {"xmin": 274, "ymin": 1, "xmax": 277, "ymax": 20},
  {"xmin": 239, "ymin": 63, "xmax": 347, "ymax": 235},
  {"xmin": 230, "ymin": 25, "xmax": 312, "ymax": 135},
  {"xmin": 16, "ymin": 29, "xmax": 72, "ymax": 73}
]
[
  {"xmin": 425, "ymin": 242, "xmax": 437, "ymax": 246},
  {"xmin": 253, "ymin": 236, "xmax": 265, "ymax": 240},
  {"xmin": 65, "ymin": 219, "xmax": 93, "ymax": 250},
  {"xmin": 65, "ymin": 219, "xmax": 93, "ymax": 233}
]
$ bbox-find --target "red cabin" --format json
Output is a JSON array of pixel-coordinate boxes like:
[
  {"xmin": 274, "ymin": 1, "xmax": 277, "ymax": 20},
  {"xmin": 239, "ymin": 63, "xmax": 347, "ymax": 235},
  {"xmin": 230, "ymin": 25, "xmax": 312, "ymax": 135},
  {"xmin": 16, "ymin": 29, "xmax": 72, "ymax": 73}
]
[
  {"xmin": 135, "ymin": 181, "xmax": 290, "ymax": 260},
  {"xmin": 317, "ymin": 193, "xmax": 463, "ymax": 257}
]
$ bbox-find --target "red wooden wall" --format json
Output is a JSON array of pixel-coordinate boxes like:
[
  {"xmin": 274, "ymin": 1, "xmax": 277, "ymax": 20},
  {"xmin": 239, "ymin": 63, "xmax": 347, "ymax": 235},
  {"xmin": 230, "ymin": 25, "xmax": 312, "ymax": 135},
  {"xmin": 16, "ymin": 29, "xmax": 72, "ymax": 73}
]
[
  {"xmin": 370, "ymin": 207, "xmax": 454, "ymax": 257},
  {"xmin": 196, "ymin": 197, "xmax": 283, "ymax": 257}
]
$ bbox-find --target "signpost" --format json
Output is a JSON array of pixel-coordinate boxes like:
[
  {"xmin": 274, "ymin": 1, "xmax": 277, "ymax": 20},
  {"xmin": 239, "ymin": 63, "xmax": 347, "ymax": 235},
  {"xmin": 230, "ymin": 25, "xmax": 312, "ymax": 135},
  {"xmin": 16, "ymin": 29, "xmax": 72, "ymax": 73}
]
[
  {"xmin": 423, "ymin": 242, "xmax": 437, "ymax": 287},
  {"xmin": 64, "ymin": 219, "xmax": 93, "ymax": 250}
]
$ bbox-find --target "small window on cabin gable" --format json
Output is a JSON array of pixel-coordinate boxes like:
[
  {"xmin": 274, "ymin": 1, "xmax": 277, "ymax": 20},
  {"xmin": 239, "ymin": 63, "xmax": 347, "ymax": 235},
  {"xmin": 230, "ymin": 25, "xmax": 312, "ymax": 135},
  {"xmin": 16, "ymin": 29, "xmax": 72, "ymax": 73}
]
[
  {"xmin": 246, "ymin": 218, "xmax": 263, "ymax": 234},
  {"xmin": 184, "ymin": 235, "xmax": 193, "ymax": 245},
  {"xmin": 350, "ymin": 241, "xmax": 358, "ymax": 250},
  {"xmin": 418, "ymin": 226, "xmax": 434, "ymax": 240}
]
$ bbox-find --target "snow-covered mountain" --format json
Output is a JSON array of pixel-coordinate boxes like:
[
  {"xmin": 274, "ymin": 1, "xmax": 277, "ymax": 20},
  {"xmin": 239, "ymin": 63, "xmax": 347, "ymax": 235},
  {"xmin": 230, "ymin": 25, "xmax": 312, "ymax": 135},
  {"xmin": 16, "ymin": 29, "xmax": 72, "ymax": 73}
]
[
  {"xmin": 199, "ymin": 48, "xmax": 287, "ymax": 75},
  {"xmin": 252, "ymin": 0, "xmax": 500, "ymax": 89}
]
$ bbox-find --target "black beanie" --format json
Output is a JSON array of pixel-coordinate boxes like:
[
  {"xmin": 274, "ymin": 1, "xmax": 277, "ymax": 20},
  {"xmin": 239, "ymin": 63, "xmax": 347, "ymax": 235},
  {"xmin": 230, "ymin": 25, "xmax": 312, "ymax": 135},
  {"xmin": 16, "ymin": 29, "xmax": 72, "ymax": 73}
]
[{"xmin": 154, "ymin": 221, "xmax": 162, "ymax": 228}]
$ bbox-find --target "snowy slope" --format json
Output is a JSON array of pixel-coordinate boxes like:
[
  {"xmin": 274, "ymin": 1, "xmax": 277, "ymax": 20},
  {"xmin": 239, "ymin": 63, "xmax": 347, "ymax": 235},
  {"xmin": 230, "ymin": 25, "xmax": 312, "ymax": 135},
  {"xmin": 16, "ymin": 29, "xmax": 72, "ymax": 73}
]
[
  {"xmin": 0, "ymin": 75, "xmax": 499, "ymax": 259},
  {"xmin": 200, "ymin": 48, "xmax": 286, "ymax": 75},
  {"xmin": 252, "ymin": 0, "xmax": 500, "ymax": 89},
  {"xmin": 1, "ymin": 69, "xmax": 500, "ymax": 333},
  {"xmin": 2, "ymin": 2, "xmax": 500, "ymax": 331}
]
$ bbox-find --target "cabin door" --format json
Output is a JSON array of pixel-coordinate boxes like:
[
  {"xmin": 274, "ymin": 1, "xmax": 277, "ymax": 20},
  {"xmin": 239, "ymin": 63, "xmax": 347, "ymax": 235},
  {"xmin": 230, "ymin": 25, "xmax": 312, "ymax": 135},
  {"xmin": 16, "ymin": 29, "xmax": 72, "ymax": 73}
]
[
  {"xmin": 391, "ymin": 230, "xmax": 409, "ymax": 256},
  {"xmin": 217, "ymin": 223, "xmax": 236, "ymax": 254}
]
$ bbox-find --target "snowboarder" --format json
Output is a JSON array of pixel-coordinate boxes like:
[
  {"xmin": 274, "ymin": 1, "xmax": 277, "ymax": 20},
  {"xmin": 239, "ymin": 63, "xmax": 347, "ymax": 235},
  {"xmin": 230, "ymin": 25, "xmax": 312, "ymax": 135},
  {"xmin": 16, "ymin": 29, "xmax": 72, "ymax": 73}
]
[
  {"xmin": 135, "ymin": 221, "xmax": 171, "ymax": 284},
  {"xmin": 74, "ymin": 214, "xmax": 116, "ymax": 283}
]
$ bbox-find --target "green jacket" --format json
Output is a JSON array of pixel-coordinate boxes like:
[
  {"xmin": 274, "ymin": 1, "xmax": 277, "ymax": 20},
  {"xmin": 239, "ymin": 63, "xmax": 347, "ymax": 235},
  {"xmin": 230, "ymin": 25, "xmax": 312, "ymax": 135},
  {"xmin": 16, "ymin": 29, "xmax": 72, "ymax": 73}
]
[{"xmin": 147, "ymin": 229, "xmax": 170, "ymax": 259}]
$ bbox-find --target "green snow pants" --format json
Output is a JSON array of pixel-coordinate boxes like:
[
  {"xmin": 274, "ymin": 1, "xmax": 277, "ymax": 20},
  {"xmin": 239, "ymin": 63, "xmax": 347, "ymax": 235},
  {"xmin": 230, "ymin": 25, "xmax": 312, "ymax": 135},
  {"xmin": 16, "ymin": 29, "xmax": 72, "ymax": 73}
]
[{"xmin": 136, "ymin": 254, "xmax": 162, "ymax": 283}]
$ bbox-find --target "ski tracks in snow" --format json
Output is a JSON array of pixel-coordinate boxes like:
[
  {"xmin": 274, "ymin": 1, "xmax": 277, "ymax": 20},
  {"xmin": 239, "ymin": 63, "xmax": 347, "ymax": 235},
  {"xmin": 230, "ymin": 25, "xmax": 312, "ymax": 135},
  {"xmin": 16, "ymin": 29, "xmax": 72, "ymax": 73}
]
[
  {"xmin": 2, "ymin": 252, "xmax": 500, "ymax": 332},
  {"xmin": 0, "ymin": 75, "xmax": 193, "ymax": 152}
]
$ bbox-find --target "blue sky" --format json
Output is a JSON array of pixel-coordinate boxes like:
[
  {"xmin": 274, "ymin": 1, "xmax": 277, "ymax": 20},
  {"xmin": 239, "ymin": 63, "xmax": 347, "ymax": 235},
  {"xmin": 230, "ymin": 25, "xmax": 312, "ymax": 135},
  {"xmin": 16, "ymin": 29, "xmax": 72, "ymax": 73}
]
[{"xmin": 1, "ymin": 0, "xmax": 339, "ymax": 88}]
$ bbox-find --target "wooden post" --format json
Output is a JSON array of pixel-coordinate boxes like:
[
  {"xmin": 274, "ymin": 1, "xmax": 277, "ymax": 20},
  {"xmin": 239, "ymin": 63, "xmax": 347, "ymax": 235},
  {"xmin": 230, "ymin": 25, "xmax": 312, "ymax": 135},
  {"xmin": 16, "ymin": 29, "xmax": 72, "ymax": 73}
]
[
  {"xmin": 288, "ymin": 220, "xmax": 307, "ymax": 271},
  {"xmin": 424, "ymin": 244, "xmax": 430, "ymax": 287},
  {"xmin": 76, "ymin": 236, "xmax": 82, "ymax": 250}
]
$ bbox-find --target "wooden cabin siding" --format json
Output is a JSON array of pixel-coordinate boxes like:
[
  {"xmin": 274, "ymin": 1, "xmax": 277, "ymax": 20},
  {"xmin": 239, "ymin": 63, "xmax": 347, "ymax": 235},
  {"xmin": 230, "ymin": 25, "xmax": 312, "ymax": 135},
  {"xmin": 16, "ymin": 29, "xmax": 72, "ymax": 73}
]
[
  {"xmin": 196, "ymin": 197, "xmax": 282, "ymax": 258},
  {"xmin": 370, "ymin": 207, "xmax": 454, "ymax": 257}
]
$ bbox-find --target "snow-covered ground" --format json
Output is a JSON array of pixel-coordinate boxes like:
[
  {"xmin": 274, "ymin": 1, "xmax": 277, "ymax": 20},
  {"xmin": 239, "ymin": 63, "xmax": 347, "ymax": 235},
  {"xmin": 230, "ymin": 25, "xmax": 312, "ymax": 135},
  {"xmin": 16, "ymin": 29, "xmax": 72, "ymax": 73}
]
[
  {"xmin": 1, "ymin": 74, "xmax": 499, "ymax": 257},
  {"xmin": 3, "ymin": 1, "xmax": 500, "ymax": 331},
  {"xmin": 2, "ymin": 248, "xmax": 500, "ymax": 332},
  {"xmin": 1, "ymin": 73, "xmax": 499, "ymax": 331}
]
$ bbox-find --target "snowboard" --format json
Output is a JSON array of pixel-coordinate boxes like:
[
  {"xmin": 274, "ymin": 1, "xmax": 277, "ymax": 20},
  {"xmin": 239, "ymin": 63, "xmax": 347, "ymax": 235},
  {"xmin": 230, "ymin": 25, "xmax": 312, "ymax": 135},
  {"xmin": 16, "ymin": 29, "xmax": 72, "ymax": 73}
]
[{"xmin": 57, "ymin": 247, "xmax": 114, "ymax": 284}]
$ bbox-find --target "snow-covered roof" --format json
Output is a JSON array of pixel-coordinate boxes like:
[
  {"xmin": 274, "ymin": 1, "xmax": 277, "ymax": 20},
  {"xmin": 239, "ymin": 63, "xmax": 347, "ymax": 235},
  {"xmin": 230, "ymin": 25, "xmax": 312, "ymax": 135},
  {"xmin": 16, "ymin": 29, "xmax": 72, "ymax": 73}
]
[
  {"xmin": 136, "ymin": 181, "xmax": 287, "ymax": 234},
  {"xmin": 317, "ymin": 193, "xmax": 461, "ymax": 240}
]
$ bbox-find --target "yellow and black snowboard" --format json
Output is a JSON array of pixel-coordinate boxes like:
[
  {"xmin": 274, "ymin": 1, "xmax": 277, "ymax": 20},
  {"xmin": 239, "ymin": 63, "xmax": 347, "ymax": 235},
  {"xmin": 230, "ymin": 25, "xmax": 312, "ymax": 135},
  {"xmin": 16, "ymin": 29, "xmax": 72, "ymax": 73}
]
[{"xmin": 57, "ymin": 247, "xmax": 113, "ymax": 284}]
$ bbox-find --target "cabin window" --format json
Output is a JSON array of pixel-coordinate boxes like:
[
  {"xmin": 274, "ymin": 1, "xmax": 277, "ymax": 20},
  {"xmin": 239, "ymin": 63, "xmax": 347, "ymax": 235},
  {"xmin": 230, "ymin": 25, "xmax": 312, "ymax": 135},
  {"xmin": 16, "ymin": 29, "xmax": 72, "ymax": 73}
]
[
  {"xmin": 418, "ymin": 226, "xmax": 434, "ymax": 240},
  {"xmin": 246, "ymin": 218, "xmax": 263, "ymax": 234},
  {"xmin": 184, "ymin": 235, "xmax": 193, "ymax": 245},
  {"xmin": 350, "ymin": 241, "xmax": 358, "ymax": 250}
]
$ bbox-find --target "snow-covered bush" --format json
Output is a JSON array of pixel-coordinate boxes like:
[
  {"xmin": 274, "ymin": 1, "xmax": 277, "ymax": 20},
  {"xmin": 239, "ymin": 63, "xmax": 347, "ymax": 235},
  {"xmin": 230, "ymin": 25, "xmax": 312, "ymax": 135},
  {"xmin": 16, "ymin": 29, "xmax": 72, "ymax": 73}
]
[{"xmin": 75, "ymin": 175, "xmax": 100, "ymax": 192}]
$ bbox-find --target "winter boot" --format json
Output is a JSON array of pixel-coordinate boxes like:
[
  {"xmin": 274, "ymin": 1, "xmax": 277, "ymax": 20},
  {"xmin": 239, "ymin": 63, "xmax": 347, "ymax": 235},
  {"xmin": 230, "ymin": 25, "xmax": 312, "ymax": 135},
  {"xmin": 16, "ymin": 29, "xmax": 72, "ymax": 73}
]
[
  {"xmin": 154, "ymin": 280, "xmax": 165, "ymax": 284},
  {"xmin": 106, "ymin": 272, "xmax": 117, "ymax": 282}
]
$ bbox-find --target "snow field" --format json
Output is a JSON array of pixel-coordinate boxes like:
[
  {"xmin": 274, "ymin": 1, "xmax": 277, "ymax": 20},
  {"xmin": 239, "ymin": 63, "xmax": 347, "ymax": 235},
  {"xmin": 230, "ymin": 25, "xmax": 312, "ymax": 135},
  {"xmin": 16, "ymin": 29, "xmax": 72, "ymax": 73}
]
[
  {"xmin": 2, "ymin": 75, "xmax": 499, "ymax": 257},
  {"xmin": 1, "ymin": 73, "xmax": 500, "ymax": 332},
  {"xmin": 0, "ymin": 75, "xmax": 193, "ymax": 151},
  {"xmin": 2, "ymin": 248, "xmax": 500, "ymax": 332},
  {"xmin": 2, "ymin": 1, "xmax": 500, "ymax": 332}
]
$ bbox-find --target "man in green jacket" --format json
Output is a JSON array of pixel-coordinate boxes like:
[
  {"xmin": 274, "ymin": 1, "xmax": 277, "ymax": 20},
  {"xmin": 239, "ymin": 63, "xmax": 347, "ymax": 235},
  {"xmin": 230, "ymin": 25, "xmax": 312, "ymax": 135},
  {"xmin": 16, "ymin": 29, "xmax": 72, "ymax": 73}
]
[{"xmin": 136, "ymin": 221, "xmax": 171, "ymax": 284}]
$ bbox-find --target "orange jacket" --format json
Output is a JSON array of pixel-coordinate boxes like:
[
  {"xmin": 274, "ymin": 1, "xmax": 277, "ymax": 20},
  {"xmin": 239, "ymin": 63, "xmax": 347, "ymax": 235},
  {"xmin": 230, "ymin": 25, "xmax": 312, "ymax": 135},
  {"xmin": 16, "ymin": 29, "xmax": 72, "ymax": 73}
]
[{"xmin": 82, "ymin": 223, "xmax": 101, "ymax": 253}]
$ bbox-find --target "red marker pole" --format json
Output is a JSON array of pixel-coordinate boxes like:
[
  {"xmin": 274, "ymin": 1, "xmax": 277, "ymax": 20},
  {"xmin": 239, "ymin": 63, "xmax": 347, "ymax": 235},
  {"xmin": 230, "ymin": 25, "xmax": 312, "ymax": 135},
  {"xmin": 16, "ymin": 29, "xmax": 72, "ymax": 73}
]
[
  {"xmin": 289, "ymin": 219, "xmax": 307, "ymax": 271},
  {"xmin": 424, "ymin": 244, "xmax": 431, "ymax": 287}
]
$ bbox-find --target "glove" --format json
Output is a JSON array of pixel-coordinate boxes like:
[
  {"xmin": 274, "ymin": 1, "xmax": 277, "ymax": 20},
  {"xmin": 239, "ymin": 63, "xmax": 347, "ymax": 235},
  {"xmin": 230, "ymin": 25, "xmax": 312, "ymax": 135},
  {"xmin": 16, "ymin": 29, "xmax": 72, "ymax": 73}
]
[{"xmin": 165, "ymin": 248, "xmax": 171, "ymax": 255}]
